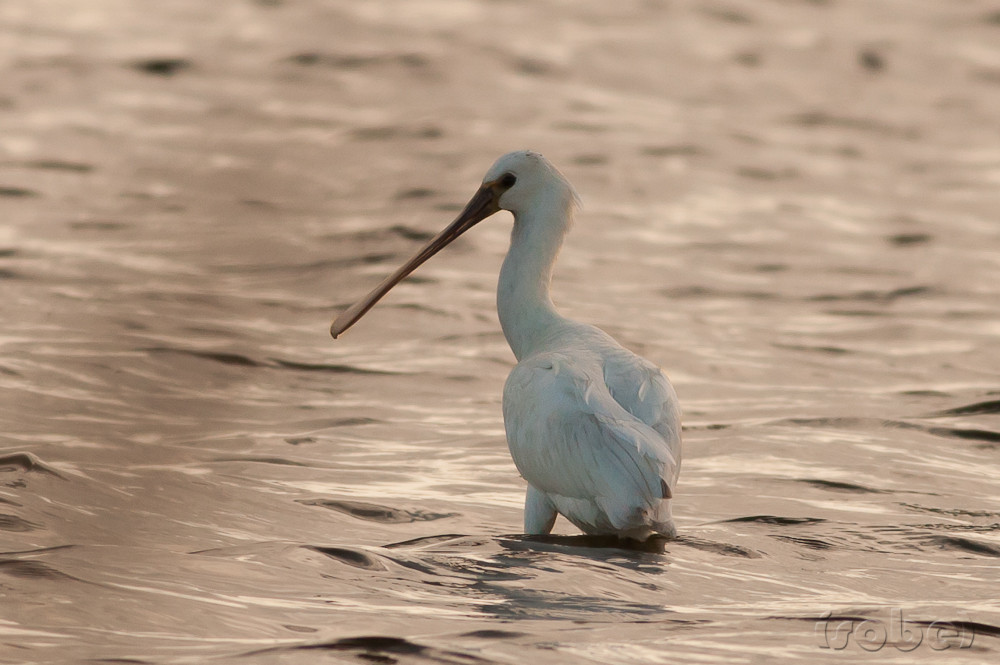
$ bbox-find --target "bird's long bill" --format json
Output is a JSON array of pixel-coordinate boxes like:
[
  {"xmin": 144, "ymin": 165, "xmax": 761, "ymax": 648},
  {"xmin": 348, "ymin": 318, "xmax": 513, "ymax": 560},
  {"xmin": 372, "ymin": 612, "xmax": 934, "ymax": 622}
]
[{"xmin": 330, "ymin": 184, "xmax": 501, "ymax": 338}]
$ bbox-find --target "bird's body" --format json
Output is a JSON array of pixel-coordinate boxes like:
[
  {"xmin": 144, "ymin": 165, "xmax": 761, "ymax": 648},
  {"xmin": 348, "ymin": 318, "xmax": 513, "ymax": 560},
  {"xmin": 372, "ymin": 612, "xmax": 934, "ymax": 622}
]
[
  {"xmin": 503, "ymin": 324, "xmax": 681, "ymax": 539},
  {"xmin": 331, "ymin": 150, "xmax": 681, "ymax": 541}
]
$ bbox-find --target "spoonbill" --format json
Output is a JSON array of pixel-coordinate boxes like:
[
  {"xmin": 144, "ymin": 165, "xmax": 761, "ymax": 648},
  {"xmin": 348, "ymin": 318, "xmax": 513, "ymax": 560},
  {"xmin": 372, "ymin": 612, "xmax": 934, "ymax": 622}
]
[{"xmin": 331, "ymin": 151, "xmax": 681, "ymax": 541}]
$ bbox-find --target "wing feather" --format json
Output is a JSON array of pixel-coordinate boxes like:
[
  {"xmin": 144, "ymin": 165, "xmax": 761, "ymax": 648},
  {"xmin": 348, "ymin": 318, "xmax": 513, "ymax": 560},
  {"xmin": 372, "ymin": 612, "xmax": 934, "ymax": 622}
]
[{"xmin": 603, "ymin": 347, "xmax": 682, "ymax": 485}]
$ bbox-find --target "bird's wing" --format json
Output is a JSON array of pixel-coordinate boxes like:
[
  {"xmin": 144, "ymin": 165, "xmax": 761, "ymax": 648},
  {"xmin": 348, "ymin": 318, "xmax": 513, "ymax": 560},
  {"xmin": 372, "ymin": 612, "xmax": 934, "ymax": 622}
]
[
  {"xmin": 502, "ymin": 352, "xmax": 678, "ymax": 528},
  {"xmin": 602, "ymin": 346, "xmax": 682, "ymax": 486}
]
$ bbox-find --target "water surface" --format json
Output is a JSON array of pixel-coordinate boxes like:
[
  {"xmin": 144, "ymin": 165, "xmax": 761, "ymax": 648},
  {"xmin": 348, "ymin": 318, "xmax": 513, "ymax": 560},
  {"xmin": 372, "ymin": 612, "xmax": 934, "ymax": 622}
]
[{"xmin": 2, "ymin": 0, "xmax": 1000, "ymax": 662}]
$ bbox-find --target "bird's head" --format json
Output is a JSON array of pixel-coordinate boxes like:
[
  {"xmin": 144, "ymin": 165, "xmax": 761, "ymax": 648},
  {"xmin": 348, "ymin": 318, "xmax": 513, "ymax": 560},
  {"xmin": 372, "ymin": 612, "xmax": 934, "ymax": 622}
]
[
  {"xmin": 481, "ymin": 150, "xmax": 581, "ymax": 218},
  {"xmin": 330, "ymin": 150, "xmax": 578, "ymax": 338}
]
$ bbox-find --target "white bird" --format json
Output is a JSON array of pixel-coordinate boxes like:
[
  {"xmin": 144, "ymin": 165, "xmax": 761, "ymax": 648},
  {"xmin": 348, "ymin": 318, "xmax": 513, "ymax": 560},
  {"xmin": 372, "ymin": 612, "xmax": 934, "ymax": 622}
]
[{"xmin": 331, "ymin": 150, "xmax": 681, "ymax": 541}]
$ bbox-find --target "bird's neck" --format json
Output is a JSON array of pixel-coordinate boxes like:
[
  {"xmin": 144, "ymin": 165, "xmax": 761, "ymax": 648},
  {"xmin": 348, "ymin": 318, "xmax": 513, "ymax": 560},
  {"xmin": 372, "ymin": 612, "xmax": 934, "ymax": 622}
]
[{"xmin": 497, "ymin": 192, "xmax": 573, "ymax": 361}]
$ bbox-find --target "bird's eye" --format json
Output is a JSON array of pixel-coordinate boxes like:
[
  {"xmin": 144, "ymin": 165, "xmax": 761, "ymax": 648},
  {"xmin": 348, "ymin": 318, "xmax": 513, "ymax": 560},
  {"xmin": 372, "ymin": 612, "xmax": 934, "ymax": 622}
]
[{"xmin": 500, "ymin": 173, "xmax": 517, "ymax": 189}]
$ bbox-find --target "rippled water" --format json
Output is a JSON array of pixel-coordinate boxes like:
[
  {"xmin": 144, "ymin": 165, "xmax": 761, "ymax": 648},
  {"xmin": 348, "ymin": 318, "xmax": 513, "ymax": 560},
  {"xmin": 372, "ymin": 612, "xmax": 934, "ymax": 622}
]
[{"xmin": 3, "ymin": 0, "xmax": 1000, "ymax": 662}]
